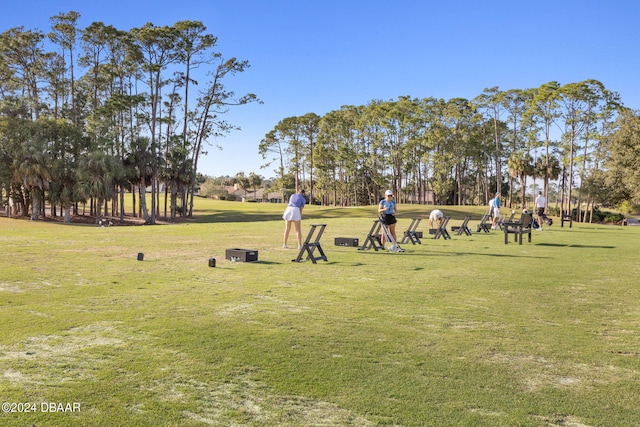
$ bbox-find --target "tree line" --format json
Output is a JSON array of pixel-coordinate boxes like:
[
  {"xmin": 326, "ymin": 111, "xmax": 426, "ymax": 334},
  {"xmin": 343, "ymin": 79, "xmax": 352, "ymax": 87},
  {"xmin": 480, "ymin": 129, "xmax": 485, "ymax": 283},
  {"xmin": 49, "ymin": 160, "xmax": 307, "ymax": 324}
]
[
  {"xmin": 260, "ymin": 82, "xmax": 640, "ymax": 222},
  {"xmin": 0, "ymin": 12, "xmax": 259, "ymax": 223},
  {"xmin": 2, "ymin": 13, "xmax": 639, "ymax": 225}
]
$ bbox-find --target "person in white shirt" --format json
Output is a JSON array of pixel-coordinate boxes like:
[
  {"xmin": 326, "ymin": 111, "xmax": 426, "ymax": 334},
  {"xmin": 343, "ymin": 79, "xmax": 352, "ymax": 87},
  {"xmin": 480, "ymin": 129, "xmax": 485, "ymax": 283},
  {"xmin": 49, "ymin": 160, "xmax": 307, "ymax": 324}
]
[
  {"xmin": 429, "ymin": 209, "xmax": 443, "ymax": 229},
  {"xmin": 534, "ymin": 191, "xmax": 547, "ymax": 230}
]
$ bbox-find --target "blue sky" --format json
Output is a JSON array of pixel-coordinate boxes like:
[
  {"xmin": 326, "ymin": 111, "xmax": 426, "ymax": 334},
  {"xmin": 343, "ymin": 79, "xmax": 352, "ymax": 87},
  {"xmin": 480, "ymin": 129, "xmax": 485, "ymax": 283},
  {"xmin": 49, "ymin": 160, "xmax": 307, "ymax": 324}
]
[{"xmin": 3, "ymin": 0, "xmax": 639, "ymax": 178}]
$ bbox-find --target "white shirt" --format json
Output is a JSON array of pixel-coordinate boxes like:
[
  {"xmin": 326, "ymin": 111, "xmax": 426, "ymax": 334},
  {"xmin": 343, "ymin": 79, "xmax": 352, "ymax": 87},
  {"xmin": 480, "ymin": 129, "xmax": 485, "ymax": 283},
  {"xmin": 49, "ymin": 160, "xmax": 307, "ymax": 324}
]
[
  {"xmin": 429, "ymin": 209, "xmax": 443, "ymax": 221},
  {"xmin": 535, "ymin": 195, "xmax": 546, "ymax": 208}
]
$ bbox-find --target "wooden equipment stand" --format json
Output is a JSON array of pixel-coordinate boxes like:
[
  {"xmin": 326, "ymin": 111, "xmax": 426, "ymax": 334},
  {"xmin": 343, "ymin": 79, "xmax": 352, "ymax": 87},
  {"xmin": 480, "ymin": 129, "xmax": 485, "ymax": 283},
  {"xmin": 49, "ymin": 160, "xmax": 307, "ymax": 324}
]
[
  {"xmin": 292, "ymin": 224, "xmax": 328, "ymax": 263},
  {"xmin": 358, "ymin": 220, "xmax": 385, "ymax": 251}
]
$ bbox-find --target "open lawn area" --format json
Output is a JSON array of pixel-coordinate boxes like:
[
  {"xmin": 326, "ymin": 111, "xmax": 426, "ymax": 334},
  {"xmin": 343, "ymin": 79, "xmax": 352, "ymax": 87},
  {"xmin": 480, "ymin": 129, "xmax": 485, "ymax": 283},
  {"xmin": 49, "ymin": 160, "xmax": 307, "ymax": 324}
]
[{"xmin": 1, "ymin": 199, "xmax": 639, "ymax": 426}]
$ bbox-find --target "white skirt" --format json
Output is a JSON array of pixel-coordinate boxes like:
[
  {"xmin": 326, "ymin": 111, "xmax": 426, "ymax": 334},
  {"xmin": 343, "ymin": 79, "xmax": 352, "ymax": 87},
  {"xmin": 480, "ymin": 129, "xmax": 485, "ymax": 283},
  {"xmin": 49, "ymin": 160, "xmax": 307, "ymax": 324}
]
[{"xmin": 282, "ymin": 206, "xmax": 301, "ymax": 221}]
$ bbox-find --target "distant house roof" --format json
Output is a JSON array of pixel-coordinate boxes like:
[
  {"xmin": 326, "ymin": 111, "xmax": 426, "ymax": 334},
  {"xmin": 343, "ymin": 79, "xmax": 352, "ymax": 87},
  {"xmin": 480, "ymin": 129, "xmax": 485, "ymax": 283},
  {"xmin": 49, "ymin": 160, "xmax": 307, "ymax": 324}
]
[
  {"xmin": 255, "ymin": 189, "xmax": 283, "ymax": 199},
  {"xmin": 224, "ymin": 186, "xmax": 283, "ymax": 202}
]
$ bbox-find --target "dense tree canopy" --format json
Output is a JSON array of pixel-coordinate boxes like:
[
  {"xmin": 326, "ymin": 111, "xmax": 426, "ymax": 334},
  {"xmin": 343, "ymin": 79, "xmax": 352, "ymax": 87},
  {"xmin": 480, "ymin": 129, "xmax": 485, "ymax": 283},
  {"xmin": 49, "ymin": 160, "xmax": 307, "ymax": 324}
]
[
  {"xmin": 605, "ymin": 110, "xmax": 640, "ymax": 202},
  {"xmin": 1, "ymin": 12, "xmax": 638, "ymax": 225},
  {"xmin": 0, "ymin": 13, "xmax": 259, "ymax": 223},
  {"xmin": 261, "ymin": 82, "xmax": 636, "ymax": 222}
]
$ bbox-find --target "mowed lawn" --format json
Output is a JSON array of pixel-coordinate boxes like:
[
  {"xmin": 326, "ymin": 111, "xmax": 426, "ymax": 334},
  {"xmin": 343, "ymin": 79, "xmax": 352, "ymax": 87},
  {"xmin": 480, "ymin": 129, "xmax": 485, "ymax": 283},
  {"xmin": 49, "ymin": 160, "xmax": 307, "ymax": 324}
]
[{"xmin": 1, "ymin": 199, "xmax": 639, "ymax": 426}]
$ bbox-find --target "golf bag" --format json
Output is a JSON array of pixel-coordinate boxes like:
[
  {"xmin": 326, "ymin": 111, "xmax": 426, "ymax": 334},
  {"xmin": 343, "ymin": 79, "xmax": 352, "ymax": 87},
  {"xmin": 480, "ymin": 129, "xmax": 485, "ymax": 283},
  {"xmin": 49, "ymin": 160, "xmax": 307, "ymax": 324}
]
[
  {"xmin": 379, "ymin": 215, "xmax": 405, "ymax": 252},
  {"xmin": 540, "ymin": 213, "xmax": 553, "ymax": 226}
]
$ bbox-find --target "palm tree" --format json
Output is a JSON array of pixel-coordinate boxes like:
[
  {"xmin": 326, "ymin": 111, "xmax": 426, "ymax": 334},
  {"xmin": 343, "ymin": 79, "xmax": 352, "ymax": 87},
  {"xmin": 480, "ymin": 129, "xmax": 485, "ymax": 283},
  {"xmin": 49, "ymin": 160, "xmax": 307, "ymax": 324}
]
[
  {"xmin": 14, "ymin": 141, "xmax": 52, "ymax": 220},
  {"xmin": 507, "ymin": 151, "xmax": 535, "ymax": 209},
  {"xmin": 248, "ymin": 172, "xmax": 262, "ymax": 200},
  {"xmin": 534, "ymin": 154, "xmax": 561, "ymax": 209},
  {"xmin": 164, "ymin": 144, "xmax": 193, "ymax": 218},
  {"xmin": 77, "ymin": 151, "xmax": 118, "ymax": 224},
  {"xmin": 127, "ymin": 137, "xmax": 153, "ymax": 222},
  {"xmin": 234, "ymin": 172, "xmax": 250, "ymax": 200}
]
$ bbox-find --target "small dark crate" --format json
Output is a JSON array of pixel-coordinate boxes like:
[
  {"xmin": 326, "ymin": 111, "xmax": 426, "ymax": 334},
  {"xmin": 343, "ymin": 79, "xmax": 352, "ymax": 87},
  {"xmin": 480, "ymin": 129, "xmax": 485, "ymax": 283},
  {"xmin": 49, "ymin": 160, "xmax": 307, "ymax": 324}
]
[
  {"xmin": 334, "ymin": 237, "xmax": 359, "ymax": 247},
  {"xmin": 225, "ymin": 248, "xmax": 258, "ymax": 262}
]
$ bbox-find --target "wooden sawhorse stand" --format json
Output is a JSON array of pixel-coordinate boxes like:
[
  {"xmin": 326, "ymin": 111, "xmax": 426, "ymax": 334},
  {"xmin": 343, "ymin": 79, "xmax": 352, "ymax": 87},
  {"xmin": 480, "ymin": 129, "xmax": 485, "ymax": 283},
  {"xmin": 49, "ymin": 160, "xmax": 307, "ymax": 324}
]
[
  {"xmin": 358, "ymin": 220, "xmax": 385, "ymax": 251},
  {"xmin": 400, "ymin": 218, "xmax": 422, "ymax": 245},
  {"xmin": 292, "ymin": 224, "xmax": 328, "ymax": 263},
  {"xmin": 432, "ymin": 216, "xmax": 451, "ymax": 240},
  {"xmin": 452, "ymin": 216, "xmax": 472, "ymax": 236}
]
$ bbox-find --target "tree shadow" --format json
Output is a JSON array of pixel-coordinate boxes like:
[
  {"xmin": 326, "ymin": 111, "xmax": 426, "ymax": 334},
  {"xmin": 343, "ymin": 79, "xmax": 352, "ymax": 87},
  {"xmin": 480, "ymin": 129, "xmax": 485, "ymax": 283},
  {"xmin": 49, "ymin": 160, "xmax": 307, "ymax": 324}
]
[{"xmin": 536, "ymin": 243, "xmax": 616, "ymax": 249}]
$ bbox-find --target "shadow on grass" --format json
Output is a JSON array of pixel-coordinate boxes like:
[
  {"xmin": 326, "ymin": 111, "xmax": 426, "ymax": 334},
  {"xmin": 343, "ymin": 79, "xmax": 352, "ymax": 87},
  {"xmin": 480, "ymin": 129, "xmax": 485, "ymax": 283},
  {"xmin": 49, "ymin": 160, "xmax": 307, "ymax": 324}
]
[
  {"xmin": 189, "ymin": 204, "xmax": 485, "ymax": 224},
  {"xmin": 191, "ymin": 211, "xmax": 282, "ymax": 223},
  {"xmin": 536, "ymin": 243, "xmax": 616, "ymax": 249},
  {"xmin": 191, "ymin": 210, "xmax": 366, "ymax": 224},
  {"xmin": 354, "ymin": 250, "xmax": 550, "ymax": 259}
]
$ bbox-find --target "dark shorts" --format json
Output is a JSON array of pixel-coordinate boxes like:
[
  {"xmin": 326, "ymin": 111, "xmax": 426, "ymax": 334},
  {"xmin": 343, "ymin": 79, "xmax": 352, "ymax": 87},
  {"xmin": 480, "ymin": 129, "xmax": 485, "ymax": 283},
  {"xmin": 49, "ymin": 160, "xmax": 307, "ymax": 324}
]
[
  {"xmin": 536, "ymin": 208, "xmax": 545, "ymax": 216},
  {"xmin": 380, "ymin": 214, "xmax": 397, "ymax": 225}
]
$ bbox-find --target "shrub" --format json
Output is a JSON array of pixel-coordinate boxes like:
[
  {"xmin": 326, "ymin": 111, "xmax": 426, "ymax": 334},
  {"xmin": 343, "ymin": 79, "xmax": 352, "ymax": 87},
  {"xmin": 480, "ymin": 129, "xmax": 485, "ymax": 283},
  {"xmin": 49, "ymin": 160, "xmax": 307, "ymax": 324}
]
[
  {"xmin": 603, "ymin": 212, "xmax": 625, "ymax": 224},
  {"xmin": 618, "ymin": 200, "xmax": 640, "ymax": 215},
  {"xmin": 547, "ymin": 206, "xmax": 561, "ymax": 216}
]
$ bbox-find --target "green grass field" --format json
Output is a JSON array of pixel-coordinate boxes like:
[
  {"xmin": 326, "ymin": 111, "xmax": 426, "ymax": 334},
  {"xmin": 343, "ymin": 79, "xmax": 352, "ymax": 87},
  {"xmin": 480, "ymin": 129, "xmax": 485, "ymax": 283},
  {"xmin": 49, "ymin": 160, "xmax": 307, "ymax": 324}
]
[{"xmin": 1, "ymin": 199, "xmax": 639, "ymax": 426}]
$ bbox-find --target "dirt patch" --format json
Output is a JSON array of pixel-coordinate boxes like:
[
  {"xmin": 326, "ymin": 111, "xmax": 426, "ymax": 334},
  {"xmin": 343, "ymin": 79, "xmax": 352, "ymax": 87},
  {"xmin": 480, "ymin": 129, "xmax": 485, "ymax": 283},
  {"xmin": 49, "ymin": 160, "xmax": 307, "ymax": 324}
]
[
  {"xmin": 0, "ymin": 283, "xmax": 23, "ymax": 293},
  {"xmin": 0, "ymin": 322, "xmax": 131, "ymax": 386},
  {"xmin": 169, "ymin": 373, "xmax": 374, "ymax": 426},
  {"xmin": 535, "ymin": 414, "xmax": 594, "ymax": 427},
  {"xmin": 488, "ymin": 352, "xmax": 637, "ymax": 393}
]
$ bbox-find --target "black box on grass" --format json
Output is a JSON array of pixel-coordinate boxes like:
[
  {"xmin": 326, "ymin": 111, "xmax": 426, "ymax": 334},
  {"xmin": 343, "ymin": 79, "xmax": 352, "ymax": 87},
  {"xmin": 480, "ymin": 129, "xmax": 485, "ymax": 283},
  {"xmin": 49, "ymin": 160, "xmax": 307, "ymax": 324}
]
[
  {"xmin": 225, "ymin": 248, "xmax": 258, "ymax": 262},
  {"xmin": 334, "ymin": 237, "xmax": 359, "ymax": 247}
]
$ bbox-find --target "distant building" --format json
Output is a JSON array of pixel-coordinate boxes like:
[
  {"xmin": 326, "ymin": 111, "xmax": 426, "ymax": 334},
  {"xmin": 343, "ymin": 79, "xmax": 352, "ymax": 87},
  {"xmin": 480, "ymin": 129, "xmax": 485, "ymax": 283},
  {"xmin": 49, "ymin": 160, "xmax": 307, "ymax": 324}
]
[
  {"xmin": 222, "ymin": 186, "xmax": 283, "ymax": 203},
  {"xmin": 255, "ymin": 189, "xmax": 283, "ymax": 203},
  {"xmin": 406, "ymin": 189, "xmax": 435, "ymax": 204}
]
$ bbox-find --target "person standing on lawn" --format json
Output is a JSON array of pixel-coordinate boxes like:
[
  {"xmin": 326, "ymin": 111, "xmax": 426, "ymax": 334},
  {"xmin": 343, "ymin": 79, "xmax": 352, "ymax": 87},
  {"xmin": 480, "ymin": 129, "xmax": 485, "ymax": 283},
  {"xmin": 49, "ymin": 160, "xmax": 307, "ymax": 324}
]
[
  {"xmin": 534, "ymin": 191, "xmax": 547, "ymax": 230},
  {"xmin": 490, "ymin": 193, "xmax": 501, "ymax": 230},
  {"xmin": 378, "ymin": 189, "xmax": 401, "ymax": 251},
  {"xmin": 282, "ymin": 188, "xmax": 306, "ymax": 249}
]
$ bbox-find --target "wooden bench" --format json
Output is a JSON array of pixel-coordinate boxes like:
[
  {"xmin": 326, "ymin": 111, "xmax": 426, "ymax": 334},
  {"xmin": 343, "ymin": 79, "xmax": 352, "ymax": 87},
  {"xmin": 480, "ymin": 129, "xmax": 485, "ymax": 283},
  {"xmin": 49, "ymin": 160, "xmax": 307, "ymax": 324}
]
[
  {"xmin": 561, "ymin": 213, "xmax": 573, "ymax": 228},
  {"xmin": 503, "ymin": 213, "xmax": 533, "ymax": 245}
]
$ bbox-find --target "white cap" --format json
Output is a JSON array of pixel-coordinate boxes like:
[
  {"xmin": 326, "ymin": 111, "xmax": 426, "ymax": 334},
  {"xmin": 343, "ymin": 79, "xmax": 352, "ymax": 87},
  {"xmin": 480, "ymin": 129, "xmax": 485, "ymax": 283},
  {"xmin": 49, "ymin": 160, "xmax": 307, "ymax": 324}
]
[{"xmin": 385, "ymin": 190, "xmax": 393, "ymax": 196}]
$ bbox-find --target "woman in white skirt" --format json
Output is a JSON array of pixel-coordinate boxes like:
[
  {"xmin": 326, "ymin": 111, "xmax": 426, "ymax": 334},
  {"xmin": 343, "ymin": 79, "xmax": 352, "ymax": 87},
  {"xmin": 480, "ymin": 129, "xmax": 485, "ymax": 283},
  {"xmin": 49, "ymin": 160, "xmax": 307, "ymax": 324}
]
[{"xmin": 282, "ymin": 189, "xmax": 306, "ymax": 249}]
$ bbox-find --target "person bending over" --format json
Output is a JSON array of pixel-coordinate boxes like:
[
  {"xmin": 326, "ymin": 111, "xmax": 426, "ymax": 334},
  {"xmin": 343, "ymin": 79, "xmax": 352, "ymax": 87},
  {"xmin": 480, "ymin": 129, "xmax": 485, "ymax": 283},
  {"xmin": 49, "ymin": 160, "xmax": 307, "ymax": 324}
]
[{"xmin": 429, "ymin": 209, "xmax": 443, "ymax": 229}]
